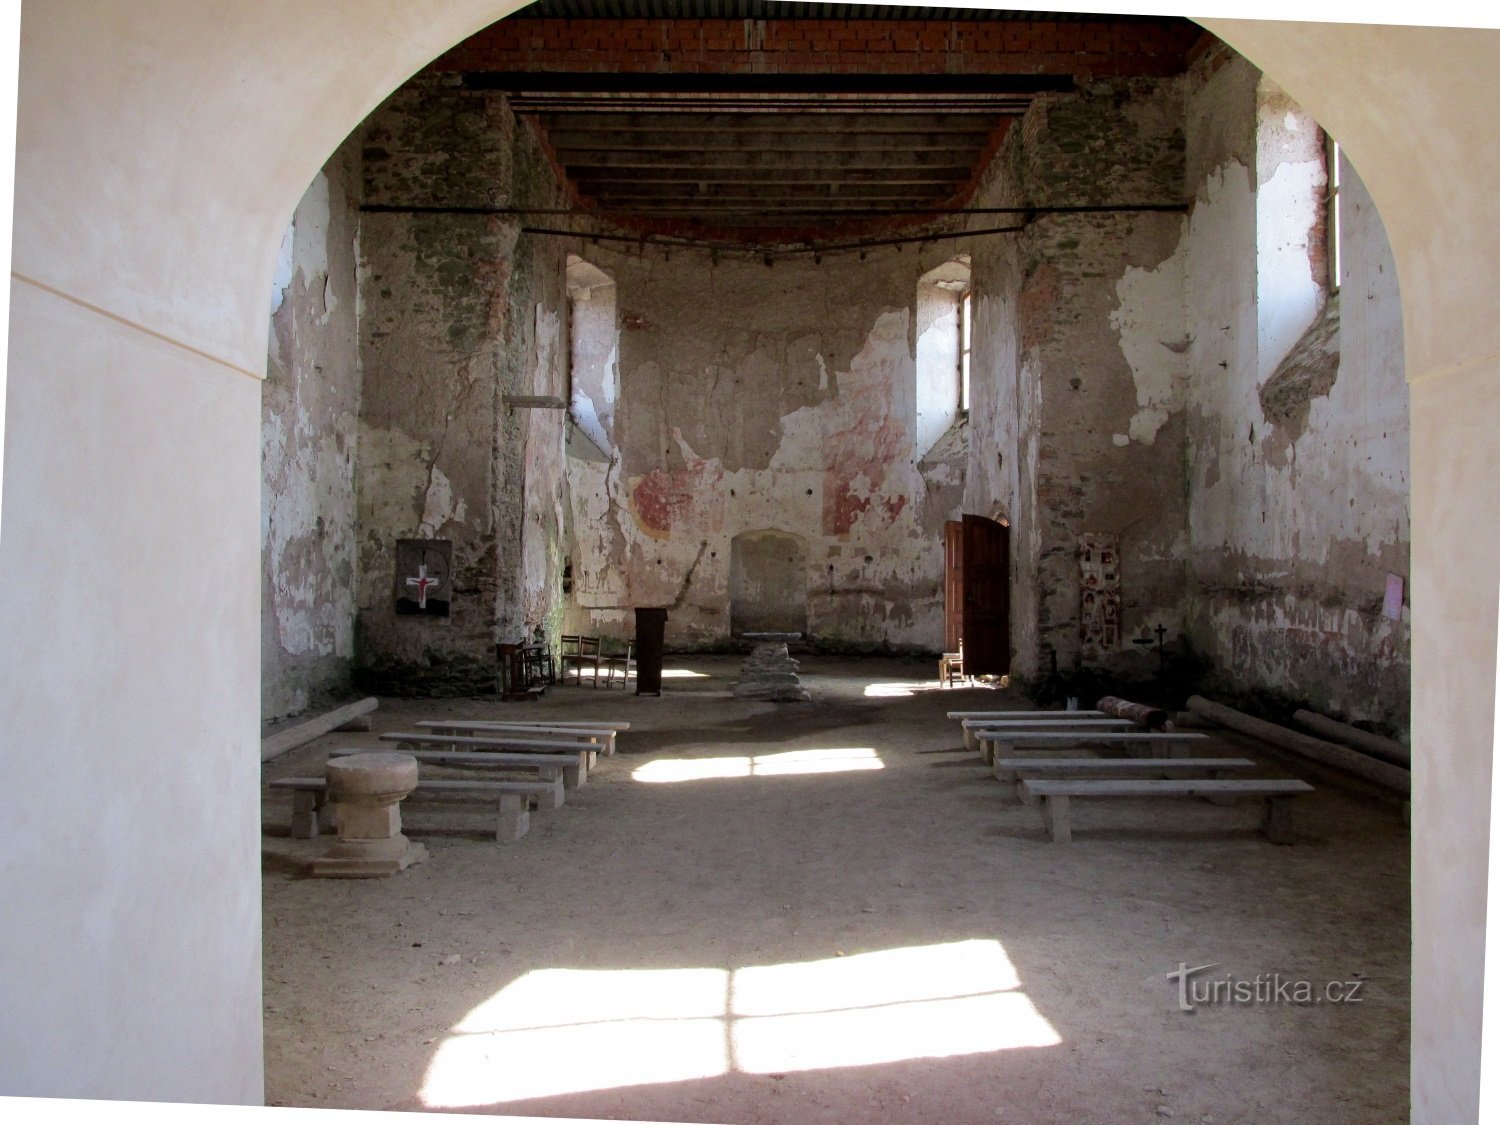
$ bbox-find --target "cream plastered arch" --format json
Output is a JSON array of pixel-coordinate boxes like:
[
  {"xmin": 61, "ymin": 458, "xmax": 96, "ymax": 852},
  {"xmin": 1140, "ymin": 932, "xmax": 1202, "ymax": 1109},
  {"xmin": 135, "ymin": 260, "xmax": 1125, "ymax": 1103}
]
[{"xmin": 2, "ymin": 5, "xmax": 1494, "ymax": 1120}]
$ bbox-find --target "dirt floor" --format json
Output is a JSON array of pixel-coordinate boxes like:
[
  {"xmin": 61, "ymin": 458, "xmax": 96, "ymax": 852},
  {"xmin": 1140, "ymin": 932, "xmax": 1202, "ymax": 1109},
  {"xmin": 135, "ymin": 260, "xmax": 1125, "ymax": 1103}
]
[{"xmin": 261, "ymin": 655, "xmax": 1410, "ymax": 1124}]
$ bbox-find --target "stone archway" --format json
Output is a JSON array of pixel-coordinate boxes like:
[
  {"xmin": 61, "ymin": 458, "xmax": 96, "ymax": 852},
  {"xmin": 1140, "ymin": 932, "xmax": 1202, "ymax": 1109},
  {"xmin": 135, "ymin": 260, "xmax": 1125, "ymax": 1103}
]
[{"xmin": 6, "ymin": 7, "xmax": 1500, "ymax": 1118}]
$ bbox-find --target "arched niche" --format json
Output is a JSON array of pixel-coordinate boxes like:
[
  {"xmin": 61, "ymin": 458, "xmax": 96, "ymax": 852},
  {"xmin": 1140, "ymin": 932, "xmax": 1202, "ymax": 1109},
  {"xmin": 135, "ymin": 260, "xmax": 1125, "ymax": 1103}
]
[{"xmin": 729, "ymin": 529, "xmax": 809, "ymax": 637}]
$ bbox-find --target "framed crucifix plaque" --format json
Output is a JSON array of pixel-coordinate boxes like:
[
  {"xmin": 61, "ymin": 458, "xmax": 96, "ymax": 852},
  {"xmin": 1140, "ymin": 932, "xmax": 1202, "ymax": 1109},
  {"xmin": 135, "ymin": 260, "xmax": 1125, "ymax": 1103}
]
[{"xmin": 394, "ymin": 539, "xmax": 452, "ymax": 617}]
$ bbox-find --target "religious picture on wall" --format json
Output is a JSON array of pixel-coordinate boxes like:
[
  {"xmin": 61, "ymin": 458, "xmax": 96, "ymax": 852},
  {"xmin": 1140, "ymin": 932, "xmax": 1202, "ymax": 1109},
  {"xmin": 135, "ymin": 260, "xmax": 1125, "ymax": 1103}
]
[
  {"xmin": 1079, "ymin": 532, "xmax": 1121, "ymax": 652},
  {"xmin": 395, "ymin": 539, "xmax": 452, "ymax": 617}
]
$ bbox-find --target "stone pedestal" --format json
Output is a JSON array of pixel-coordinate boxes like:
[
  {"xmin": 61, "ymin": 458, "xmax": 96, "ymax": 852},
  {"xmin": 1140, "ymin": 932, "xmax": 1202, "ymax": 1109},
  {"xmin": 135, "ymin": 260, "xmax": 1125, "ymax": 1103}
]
[
  {"xmin": 733, "ymin": 632, "xmax": 812, "ymax": 703},
  {"xmin": 309, "ymin": 752, "xmax": 428, "ymax": 878}
]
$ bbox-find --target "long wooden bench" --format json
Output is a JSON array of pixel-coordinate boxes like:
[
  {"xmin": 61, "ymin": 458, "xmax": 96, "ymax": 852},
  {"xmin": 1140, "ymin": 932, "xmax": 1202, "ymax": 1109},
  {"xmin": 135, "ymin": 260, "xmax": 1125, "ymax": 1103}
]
[
  {"xmin": 975, "ymin": 730, "xmax": 1208, "ymax": 766},
  {"xmin": 380, "ymin": 731, "xmax": 597, "ymax": 773},
  {"xmin": 947, "ymin": 709, "xmax": 1107, "ymax": 719},
  {"xmin": 269, "ymin": 775, "xmax": 563, "ymax": 844},
  {"xmin": 991, "ymin": 756, "xmax": 1256, "ymax": 803},
  {"xmin": 413, "ymin": 720, "xmax": 619, "ymax": 756},
  {"xmin": 342, "ymin": 746, "xmax": 585, "ymax": 788},
  {"xmin": 960, "ymin": 717, "xmax": 1139, "ymax": 752},
  {"xmin": 1020, "ymin": 777, "xmax": 1315, "ymax": 844}
]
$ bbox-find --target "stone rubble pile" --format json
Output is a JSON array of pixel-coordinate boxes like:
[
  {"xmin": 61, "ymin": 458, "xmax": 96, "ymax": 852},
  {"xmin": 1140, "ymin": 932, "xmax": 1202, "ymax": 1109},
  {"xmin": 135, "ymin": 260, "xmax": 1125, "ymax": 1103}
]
[{"xmin": 733, "ymin": 633, "xmax": 812, "ymax": 703}]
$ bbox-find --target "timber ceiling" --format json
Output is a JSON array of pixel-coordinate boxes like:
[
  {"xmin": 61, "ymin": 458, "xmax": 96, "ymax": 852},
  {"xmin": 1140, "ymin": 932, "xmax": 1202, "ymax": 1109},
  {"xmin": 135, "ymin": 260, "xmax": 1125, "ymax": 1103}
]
[{"xmin": 443, "ymin": 4, "xmax": 1200, "ymax": 245}]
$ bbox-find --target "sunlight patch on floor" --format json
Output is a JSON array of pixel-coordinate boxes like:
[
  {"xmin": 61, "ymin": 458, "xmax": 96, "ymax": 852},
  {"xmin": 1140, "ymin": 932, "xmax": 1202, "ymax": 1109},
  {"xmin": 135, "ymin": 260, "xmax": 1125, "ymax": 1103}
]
[
  {"xmin": 632, "ymin": 747, "xmax": 883, "ymax": 784},
  {"xmin": 420, "ymin": 940, "xmax": 1061, "ymax": 1108},
  {"xmin": 661, "ymin": 667, "xmax": 709, "ymax": 678},
  {"xmin": 864, "ymin": 680, "xmax": 961, "ymax": 698}
]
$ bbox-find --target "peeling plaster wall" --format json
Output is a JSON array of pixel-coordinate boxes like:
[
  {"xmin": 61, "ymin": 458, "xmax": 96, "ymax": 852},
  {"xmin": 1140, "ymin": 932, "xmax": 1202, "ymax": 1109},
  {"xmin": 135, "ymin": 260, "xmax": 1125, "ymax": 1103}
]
[
  {"xmin": 356, "ymin": 77, "xmax": 571, "ymax": 691},
  {"xmin": 1182, "ymin": 50, "xmax": 1410, "ymax": 731},
  {"xmin": 964, "ymin": 78, "xmax": 1190, "ymax": 685},
  {"xmin": 261, "ymin": 138, "xmax": 363, "ymax": 721},
  {"xmin": 565, "ymin": 247, "xmax": 966, "ymax": 651}
]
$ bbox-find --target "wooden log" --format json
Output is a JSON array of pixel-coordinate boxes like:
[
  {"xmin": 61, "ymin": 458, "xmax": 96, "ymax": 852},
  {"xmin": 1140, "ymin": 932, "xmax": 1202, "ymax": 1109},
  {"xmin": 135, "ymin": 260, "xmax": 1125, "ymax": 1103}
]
[
  {"xmin": 261, "ymin": 697, "xmax": 379, "ymax": 762},
  {"xmin": 1186, "ymin": 695, "xmax": 1409, "ymax": 794},
  {"xmin": 1096, "ymin": 695, "xmax": 1169, "ymax": 730},
  {"xmin": 1292, "ymin": 709, "xmax": 1410, "ymax": 768}
]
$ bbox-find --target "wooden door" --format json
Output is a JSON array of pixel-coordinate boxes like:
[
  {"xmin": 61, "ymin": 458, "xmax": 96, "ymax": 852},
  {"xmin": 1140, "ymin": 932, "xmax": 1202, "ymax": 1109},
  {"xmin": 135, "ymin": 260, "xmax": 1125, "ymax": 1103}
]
[
  {"xmin": 961, "ymin": 514, "xmax": 1010, "ymax": 676},
  {"xmin": 943, "ymin": 520, "xmax": 963, "ymax": 654}
]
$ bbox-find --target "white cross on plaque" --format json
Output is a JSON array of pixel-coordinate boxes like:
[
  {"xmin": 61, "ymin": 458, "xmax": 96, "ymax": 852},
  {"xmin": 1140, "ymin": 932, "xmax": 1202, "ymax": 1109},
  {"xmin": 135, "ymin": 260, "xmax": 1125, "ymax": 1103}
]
[{"xmin": 405, "ymin": 564, "xmax": 442, "ymax": 610}]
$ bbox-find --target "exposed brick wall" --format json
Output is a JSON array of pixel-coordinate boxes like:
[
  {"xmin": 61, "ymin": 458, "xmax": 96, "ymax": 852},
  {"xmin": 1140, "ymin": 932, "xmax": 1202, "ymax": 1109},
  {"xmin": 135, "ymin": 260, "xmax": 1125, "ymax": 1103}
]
[{"xmin": 433, "ymin": 18, "xmax": 1201, "ymax": 79}]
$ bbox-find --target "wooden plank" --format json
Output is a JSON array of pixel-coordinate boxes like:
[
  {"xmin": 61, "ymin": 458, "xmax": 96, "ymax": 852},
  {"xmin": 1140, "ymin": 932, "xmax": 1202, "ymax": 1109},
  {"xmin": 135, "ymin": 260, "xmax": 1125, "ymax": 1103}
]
[
  {"xmin": 261, "ymin": 697, "xmax": 379, "ymax": 762},
  {"xmin": 993, "ymin": 757, "xmax": 1257, "ymax": 804},
  {"xmin": 414, "ymin": 721, "xmax": 615, "ymax": 755},
  {"xmin": 381, "ymin": 732, "xmax": 590, "ymax": 752},
  {"xmin": 976, "ymin": 729, "xmax": 1205, "ymax": 765},
  {"xmin": 1022, "ymin": 778, "xmax": 1313, "ymax": 798},
  {"xmin": 978, "ymin": 731, "xmax": 1208, "ymax": 742},
  {"xmin": 962, "ymin": 718, "xmax": 1137, "ymax": 729},
  {"xmin": 414, "ymin": 718, "xmax": 631, "ymax": 730},
  {"xmin": 1187, "ymin": 695, "xmax": 1410, "ymax": 794},
  {"xmin": 1292, "ymin": 708, "xmax": 1410, "ymax": 768},
  {"xmin": 942, "ymin": 714, "xmax": 1110, "ymax": 723},
  {"xmin": 331, "ymin": 747, "xmax": 586, "ymax": 788},
  {"xmin": 1021, "ymin": 776, "xmax": 1314, "ymax": 844},
  {"xmin": 961, "ymin": 716, "xmax": 1140, "ymax": 755}
]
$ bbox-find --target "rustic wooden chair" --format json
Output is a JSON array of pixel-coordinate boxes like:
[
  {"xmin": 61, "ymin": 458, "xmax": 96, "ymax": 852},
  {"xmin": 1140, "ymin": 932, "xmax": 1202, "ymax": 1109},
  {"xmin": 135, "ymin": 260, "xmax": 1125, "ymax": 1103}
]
[
  {"xmin": 560, "ymin": 635, "xmax": 603, "ymax": 685},
  {"xmin": 601, "ymin": 639, "xmax": 636, "ymax": 689},
  {"xmin": 939, "ymin": 641, "xmax": 967, "ymax": 687}
]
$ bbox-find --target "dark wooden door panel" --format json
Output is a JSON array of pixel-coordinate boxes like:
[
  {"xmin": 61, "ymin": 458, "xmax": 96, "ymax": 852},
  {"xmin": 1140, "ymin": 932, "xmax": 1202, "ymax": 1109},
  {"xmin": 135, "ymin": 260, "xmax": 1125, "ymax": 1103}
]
[
  {"xmin": 943, "ymin": 519, "xmax": 963, "ymax": 654},
  {"xmin": 962, "ymin": 514, "xmax": 1010, "ymax": 676}
]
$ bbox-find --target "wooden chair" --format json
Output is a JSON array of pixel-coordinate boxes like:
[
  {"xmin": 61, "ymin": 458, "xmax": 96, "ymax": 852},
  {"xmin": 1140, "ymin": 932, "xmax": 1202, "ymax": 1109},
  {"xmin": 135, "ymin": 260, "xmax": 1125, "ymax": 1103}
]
[
  {"xmin": 601, "ymin": 639, "xmax": 636, "ymax": 689},
  {"xmin": 939, "ymin": 641, "xmax": 966, "ymax": 686},
  {"xmin": 560, "ymin": 634, "xmax": 602, "ymax": 686}
]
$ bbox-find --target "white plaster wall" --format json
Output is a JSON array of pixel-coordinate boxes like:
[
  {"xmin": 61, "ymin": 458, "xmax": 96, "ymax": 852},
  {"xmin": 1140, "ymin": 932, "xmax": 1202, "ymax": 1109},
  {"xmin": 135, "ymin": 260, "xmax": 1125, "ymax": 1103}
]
[
  {"xmin": 0, "ymin": 281, "xmax": 264, "ymax": 1100},
  {"xmin": 1198, "ymin": 21, "xmax": 1498, "ymax": 1120},
  {"xmin": 4, "ymin": 0, "xmax": 532, "ymax": 1102}
]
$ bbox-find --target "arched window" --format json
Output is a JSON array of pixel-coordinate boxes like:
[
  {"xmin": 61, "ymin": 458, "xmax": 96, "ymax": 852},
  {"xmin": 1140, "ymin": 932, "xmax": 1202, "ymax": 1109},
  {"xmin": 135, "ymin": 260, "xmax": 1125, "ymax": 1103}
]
[
  {"xmin": 565, "ymin": 255, "xmax": 618, "ymax": 456},
  {"xmin": 914, "ymin": 256, "xmax": 972, "ymax": 459}
]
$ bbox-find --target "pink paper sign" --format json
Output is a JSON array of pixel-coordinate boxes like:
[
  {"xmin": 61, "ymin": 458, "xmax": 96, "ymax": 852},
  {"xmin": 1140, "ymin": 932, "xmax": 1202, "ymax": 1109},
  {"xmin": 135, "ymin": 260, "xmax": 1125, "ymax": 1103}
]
[{"xmin": 1383, "ymin": 574, "xmax": 1405, "ymax": 620}]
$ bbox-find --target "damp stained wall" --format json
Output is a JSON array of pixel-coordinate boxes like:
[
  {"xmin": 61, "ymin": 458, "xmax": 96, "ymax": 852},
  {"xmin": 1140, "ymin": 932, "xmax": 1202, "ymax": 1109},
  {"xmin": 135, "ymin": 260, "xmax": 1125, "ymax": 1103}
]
[
  {"xmin": 564, "ymin": 246, "xmax": 969, "ymax": 650},
  {"xmin": 356, "ymin": 77, "xmax": 571, "ymax": 690},
  {"xmin": 963, "ymin": 77, "xmax": 1190, "ymax": 685},
  {"xmin": 1181, "ymin": 50, "xmax": 1410, "ymax": 731},
  {"xmin": 261, "ymin": 138, "xmax": 363, "ymax": 721}
]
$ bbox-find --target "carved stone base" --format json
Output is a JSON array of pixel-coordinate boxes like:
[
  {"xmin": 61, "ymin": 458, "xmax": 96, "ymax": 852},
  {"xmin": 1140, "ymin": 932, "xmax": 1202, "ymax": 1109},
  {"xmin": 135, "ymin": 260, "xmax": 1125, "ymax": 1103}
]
[{"xmin": 309, "ymin": 833, "xmax": 428, "ymax": 878}]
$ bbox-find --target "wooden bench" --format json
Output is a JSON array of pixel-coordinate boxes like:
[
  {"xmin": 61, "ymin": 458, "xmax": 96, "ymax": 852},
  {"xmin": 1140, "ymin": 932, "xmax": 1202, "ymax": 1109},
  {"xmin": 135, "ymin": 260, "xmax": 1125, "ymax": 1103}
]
[
  {"xmin": 991, "ymin": 756, "xmax": 1256, "ymax": 803},
  {"xmin": 413, "ymin": 720, "xmax": 619, "ymax": 756},
  {"xmin": 947, "ymin": 709, "xmax": 1107, "ymax": 720},
  {"xmin": 960, "ymin": 717, "xmax": 1139, "ymax": 752},
  {"xmin": 975, "ymin": 730, "xmax": 1208, "ymax": 766},
  {"xmin": 269, "ymin": 775, "xmax": 563, "ymax": 844},
  {"xmin": 348, "ymin": 745, "xmax": 585, "ymax": 788},
  {"xmin": 1020, "ymin": 777, "xmax": 1315, "ymax": 844},
  {"xmin": 380, "ymin": 731, "xmax": 597, "ymax": 773}
]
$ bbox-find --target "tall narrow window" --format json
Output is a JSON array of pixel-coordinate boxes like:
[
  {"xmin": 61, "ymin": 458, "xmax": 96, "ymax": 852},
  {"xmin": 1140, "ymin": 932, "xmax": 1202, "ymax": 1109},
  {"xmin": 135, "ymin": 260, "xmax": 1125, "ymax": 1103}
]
[
  {"xmin": 1327, "ymin": 136, "xmax": 1342, "ymax": 291},
  {"xmin": 915, "ymin": 257, "xmax": 970, "ymax": 458},
  {"xmin": 959, "ymin": 289, "xmax": 973, "ymax": 412}
]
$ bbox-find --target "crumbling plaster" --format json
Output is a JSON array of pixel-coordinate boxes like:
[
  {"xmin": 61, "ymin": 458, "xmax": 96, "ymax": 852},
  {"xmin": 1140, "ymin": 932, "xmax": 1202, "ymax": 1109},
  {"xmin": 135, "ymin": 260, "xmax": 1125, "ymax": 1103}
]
[
  {"xmin": 565, "ymin": 246, "xmax": 968, "ymax": 650},
  {"xmin": 261, "ymin": 139, "xmax": 363, "ymax": 721},
  {"xmin": 963, "ymin": 77, "xmax": 1191, "ymax": 685},
  {"xmin": 1181, "ymin": 51, "xmax": 1410, "ymax": 730},
  {"xmin": 355, "ymin": 77, "xmax": 571, "ymax": 690}
]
